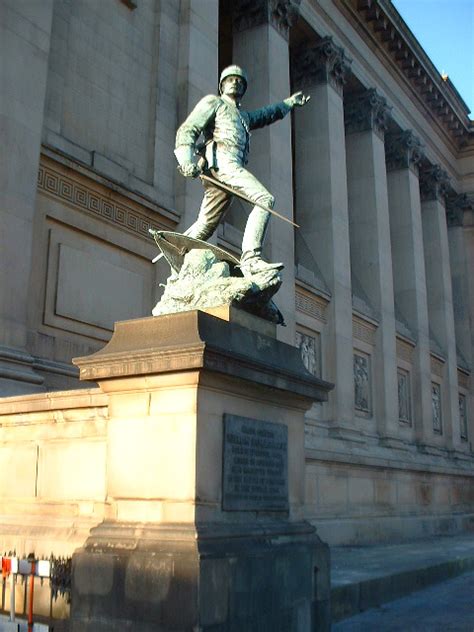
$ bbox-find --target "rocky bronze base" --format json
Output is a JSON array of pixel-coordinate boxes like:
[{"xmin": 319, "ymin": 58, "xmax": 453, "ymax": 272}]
[
  {"xmin": 70, "ymin": 521, "xmax": 330, "ymax": 632},
  {"xmin": 152, "ymin": 246, "xmax": 284, "ymax": 324}
]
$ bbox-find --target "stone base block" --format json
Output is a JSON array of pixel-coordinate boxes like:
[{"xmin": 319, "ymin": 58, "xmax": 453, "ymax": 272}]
[{"xmin": 70, "ymin": 521, "xmax": 330, "ymax": 632}]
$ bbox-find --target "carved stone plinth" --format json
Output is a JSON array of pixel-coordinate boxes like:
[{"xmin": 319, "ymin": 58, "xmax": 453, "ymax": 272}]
[{"xmin": 70, "ymin": 309, "xmax": 333, "ymax": 631}]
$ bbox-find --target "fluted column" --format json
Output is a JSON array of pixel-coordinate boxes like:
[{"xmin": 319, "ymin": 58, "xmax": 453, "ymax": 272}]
[
  {"xmin": 231, "ymin": 0, "xmax": 301, "ymax": 343},
  {"xmin": 344, "ymin": 89, "xmax": 400, "ymax": 444},
  {"xmin": 419, "ymin": 166, "xmax": 463, "ymax": 452},
  {"xmin": 0, "ymin": 0, "xmax": 54, "ymax": 394},
  {"xmin": 292, "ymin": 38, "xmax": 355, "ymax": 432},
  {"xmin": 385, "ymin": 131, "xmax": 433, "ymax": 446}
]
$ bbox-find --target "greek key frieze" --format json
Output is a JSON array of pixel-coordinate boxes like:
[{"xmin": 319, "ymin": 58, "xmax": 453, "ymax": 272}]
[{"xmin": 37, "ymin": 163, "xmax": 162, "ymax": 239}]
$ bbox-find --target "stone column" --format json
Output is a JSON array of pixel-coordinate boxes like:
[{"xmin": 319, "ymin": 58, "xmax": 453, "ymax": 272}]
[
  {"xmin": 344, "ymin": 90, "xmax": 400, "ymax": 444},
  {"xmin": 292, "ymin": 38, "xmax": 355, "ymax": 434},
  {"xmin": 446, "ymin": 195, "xmax": 473, "ymax": 370},
  {"xmin": 419, "ymin": 166, "xmax": 463, "ymax": 452},
  {"xmin": 175, "ymin": 0, "xmax": 219, "ymax": 232},
  {"xmin": 385, "ymin": 131, "xmax": 433, "ymax": 446},
  {"xmin": 231, "ymin": 0, "xmax": 300, "ymax": 342},
  {"xmin": 0, "ymin": 0, "xmax": 54, "ymax": 394}
]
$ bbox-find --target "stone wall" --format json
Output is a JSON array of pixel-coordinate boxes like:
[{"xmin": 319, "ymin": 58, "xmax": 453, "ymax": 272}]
[{"xmin": 1, "ymin": 384, "xmax": 473, "ymax": 552}]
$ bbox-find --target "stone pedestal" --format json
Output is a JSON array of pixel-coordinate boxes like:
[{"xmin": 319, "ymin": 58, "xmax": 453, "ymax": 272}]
[{"xmin": 70, "ymin": 310, "xmax": 333, "ymax": 631}]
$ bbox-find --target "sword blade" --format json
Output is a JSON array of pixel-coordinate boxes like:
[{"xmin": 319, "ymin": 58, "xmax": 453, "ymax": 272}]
[{"xmin": 199, "ymin": 173, "xmax": 299, "ymax": 229}]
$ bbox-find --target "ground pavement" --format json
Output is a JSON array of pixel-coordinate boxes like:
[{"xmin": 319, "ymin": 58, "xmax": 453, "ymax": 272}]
[{"xmin": 331, "ymin": 533, "xmax": 474, "ymax": 629}]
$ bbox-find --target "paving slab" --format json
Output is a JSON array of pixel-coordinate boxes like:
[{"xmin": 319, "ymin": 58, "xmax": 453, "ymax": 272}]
[
  {"xmin": 331, "ymin": 533, "xmax": 474, "ymax": 621},
  {"xmin": 333, "ymin": 569, "xmax": 474, "ymax": 631}
]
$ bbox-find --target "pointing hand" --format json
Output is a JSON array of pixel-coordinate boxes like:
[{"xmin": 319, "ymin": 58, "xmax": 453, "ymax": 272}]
[{"xmin": 285, "ymin": 91, "xmax": 311, "ymax": 108}]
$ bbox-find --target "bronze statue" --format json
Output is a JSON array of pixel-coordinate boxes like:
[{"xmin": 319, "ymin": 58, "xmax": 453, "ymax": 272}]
[{"xmin": 174, "ymin": 64, "xmax": 309, "ymax": 277}]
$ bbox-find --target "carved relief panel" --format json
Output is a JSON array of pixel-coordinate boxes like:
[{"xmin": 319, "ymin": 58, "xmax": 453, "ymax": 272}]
[
  {"xmin": 431, "ymin": 382, "xmax": 443, "ymax": 434},
  {"xmin": 354, "ymin": 352, "xmax": 371, "ymax": 416},
  {"xmin": 459, "ymin": 393, "xmax": 468, "ymax": 441},
  {"xmin": 296, "ymin": 330, "xmax": 321, "ymax": 378},
  {"xmin": 397, "ymin": 368, "xmax": 412, "ymax": 425}
]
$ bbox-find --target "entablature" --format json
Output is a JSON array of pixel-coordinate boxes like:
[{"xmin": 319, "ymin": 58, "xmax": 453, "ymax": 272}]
[{"xmin": 339, "ymin": 0, "xmax": 473, "ymax": 151}]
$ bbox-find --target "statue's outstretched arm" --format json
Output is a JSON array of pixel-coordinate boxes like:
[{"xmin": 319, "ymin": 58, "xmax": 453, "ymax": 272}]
[{"xmin": 247, "ymin": 91, "xmax": 310, "ymax": 130}]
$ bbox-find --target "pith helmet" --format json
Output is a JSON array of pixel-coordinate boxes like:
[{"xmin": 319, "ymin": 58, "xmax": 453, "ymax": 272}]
[{"xmin": 219, "ymin": 65, "xmax": 248, "ymax": 93}]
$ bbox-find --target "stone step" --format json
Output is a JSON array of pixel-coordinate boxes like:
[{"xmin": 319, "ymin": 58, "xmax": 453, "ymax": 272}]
[{"xmin": 330, "ymin": 533, "xmax": 474, "ymax": 622}]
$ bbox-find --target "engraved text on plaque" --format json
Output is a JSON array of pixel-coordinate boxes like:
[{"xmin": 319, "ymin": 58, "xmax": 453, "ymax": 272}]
[{"xmin": 223, "ymin": 414, "xmax": 288, "ymax": 511}]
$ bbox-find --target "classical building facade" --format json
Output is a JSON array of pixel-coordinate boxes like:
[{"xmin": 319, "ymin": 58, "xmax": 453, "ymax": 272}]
[{"xmin": 1, "ymin": 0, "xmax": 473, "ymax": 546}]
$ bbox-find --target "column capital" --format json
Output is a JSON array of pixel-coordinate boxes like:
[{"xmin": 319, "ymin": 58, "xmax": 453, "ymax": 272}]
[
  {"xmin": 385, "ymin": 130, "xmax": 424, "ymax": 173},
  {"xmin": 292, "ymin": 37, "xmax": 351, "ymax": 95},
  {"xmin": 419, "ymin": 165, "xmax": 450, "ymax": 203},
  {"xmin": 233, "ymin": 0, "xmax": 301, "ymax": 39},
  {"xmin": 344, "ymin": 89, "xmax": 391, "ymax": 138},
  {"xmin": 446, "ymin": 193, "xmax": 472, "ymax": 227}
]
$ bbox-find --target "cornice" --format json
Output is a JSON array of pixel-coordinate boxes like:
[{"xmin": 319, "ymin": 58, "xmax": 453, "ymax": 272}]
[
  {"xmin": 233, "ymin": 0, "xmax": 302, "ymax": 40},
  {"xmin": 344, "ymin": 88, "xmax": 391, "ymax": 138},
  {"xmin": 340, "ymin": 0, "xmax": 473, "ymax": 150},
  {"xmin": 385, "ymin": 130, "xmax": 423, "ymax": 173},
  {"xmin": 292, "ymin": 36, "xmax": 351, "ymax": 95}
]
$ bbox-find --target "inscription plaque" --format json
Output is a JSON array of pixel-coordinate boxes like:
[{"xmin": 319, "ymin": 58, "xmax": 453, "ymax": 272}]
[{"xmin": 222, "ymin": 414, "xmax": 288, "ymax": 511}]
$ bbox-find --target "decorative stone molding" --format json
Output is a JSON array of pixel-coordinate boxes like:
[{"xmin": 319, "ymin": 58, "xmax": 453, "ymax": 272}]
[
  {"xmin": 396, "ymin": 337, "xmax": 414, "ymax": 363},
  {"xmin": 457, "ymin": 369, "xmax": 470, "ymax": 390},
  {"xmin": 295, "ymin": 289, "xmax": 328, "ymax": 323},
  {"xmin": 344, "ymin": 89, "xmax": 391, "ymax": 138},
  {"xmin": 352, "ymin": 316, "xmax": 376, "ymax": 346},
  {"xmin": 350, "ymin": 0, "xmax": 473, "ymax": 148},
  {"xmin": 292, "ymin": 37, "xmax": 351, "ymax": 95},
  {"xmin": 233, "ymin": 0, "xmax": 301, "ymax": 39},
  {"xmin": 430, "ymin": 355, "xmax": 445, "ymax": 378},
  {"xmin": 385, "ymin": 130, "xmax": 423, "ymax": 173},
  {"xmin": 38, "ymin": 160, "xmax": 165, "ymax": 240},
  {"xmin": 446, "ymin": 193, "xmax": 473, "ymax": 227},
  {"xmin": 419, "ymin": 165, "xmax": 450, "ymax": 203}
]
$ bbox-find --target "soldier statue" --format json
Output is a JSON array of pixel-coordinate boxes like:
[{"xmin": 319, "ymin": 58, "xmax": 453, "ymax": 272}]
[{"xmin": 174, "ymin": 64, "xmax": 310, "ymax": 277}]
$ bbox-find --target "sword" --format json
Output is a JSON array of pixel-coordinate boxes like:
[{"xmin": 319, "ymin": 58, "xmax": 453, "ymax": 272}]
[
  {"xmin": 151, "ymin": 170, "xmax": 299, "ymax": 263},
  {"xmin": 200, "ymin": 172, "xmax": 299, "ymax": 228}
]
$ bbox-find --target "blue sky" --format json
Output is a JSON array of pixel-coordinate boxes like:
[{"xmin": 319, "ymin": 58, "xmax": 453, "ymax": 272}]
[{"xmin": 392, "ymin": 0, "xmax": 474, "ymax": 116}]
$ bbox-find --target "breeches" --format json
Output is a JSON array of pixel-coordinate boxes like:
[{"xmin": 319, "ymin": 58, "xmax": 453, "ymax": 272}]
[{"xmin": 186, "ymin": 163, "xmax": 275, "ymax": 255}]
